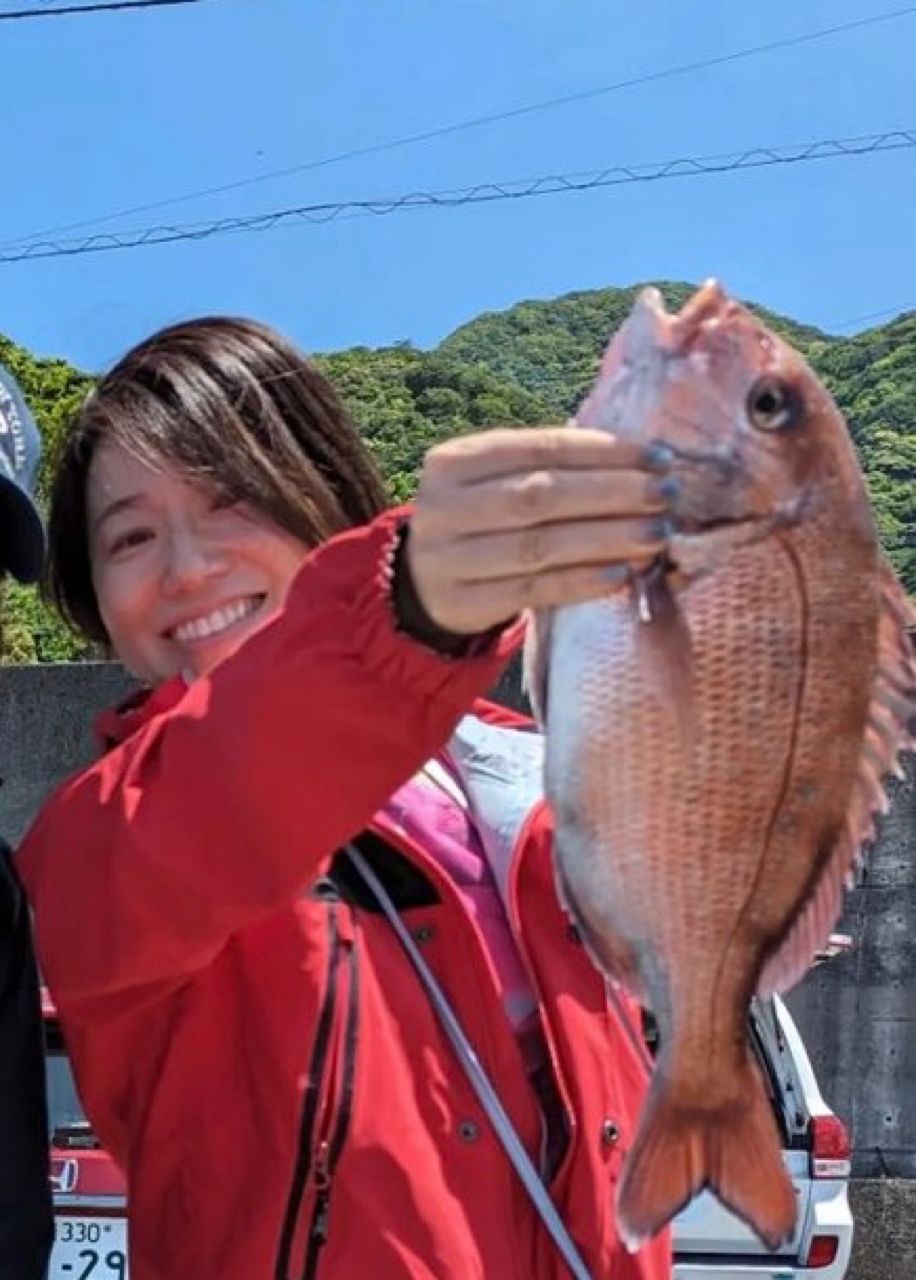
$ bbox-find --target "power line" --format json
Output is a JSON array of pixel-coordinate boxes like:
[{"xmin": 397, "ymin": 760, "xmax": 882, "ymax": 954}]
[
  {"xmin": 1, "ymin": 128, "xmax": 912, "ymax": 265},
  {"xmin": 4, "ymin": 2, "xmax": 915, "ymax": 247},
  {"xmin": 831, "ymin": 303, "xmax": 916, "ymax": 330},
  {"xmin": 0, "ymin": 0, "xmax": 210, "ymax": 16}
]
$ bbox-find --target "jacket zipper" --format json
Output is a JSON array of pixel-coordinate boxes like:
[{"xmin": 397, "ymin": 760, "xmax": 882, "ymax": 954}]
[
  {"xmin": 300, "ymin": 938, "xmax": 359, "ymax": 1280},
  {"xmin": 275, "ymin": 907, "xmax": 343, "ymax": 1280}
]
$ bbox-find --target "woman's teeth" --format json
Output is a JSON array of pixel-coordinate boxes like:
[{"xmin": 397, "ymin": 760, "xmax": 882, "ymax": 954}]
[{"xmin": 171, "ymin": 596, "xmax": 261, "ymax": 643}]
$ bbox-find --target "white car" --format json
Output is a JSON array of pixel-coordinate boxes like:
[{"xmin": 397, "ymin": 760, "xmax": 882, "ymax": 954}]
[
  {"xmin": 43, "ymin": 984, "xmax": 852, "ymax": 1280},
  {"xmin": 671, "ymin": 993, "xmax": 854, "ymax": 1280}
]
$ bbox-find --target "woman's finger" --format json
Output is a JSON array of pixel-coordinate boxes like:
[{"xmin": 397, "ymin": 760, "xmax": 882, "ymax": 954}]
[
  {"xmin": 424, "ymin": 515, "xmax": 669, "ymax": 581},
  {"xmin": 413, "ymin": 468, "xmax": 675, "ymax": 538},
  {"xmin": 420, "ymin": 427, "xmax": 669, "ymax": 488},
  {"xmin": 423, "ymin": 562, "xmax": 646, "ymax": 634}
]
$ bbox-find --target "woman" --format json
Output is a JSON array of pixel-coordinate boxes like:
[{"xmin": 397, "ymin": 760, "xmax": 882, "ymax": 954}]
[{"xmin": 17, "ymin": 316, "xmax": 675, "ymax": 1280}]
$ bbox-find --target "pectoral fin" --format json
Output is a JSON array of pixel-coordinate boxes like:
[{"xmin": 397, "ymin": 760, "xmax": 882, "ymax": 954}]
[{"xmin": 522, "ymin": 607, "xmax": 553, "ymax": 726}]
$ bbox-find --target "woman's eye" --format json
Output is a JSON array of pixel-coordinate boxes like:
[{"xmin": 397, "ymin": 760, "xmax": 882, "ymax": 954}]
[
  {"xmin": 209, "ymin": 497, "xmax": 256, "ymax": 527},
  {"xmin": 109, "ymin": 527, "xmax": 154, "ymax": 555},
  {"xmin": 209, "ymin": 493, "xmax": 241, "ymax": 513}
]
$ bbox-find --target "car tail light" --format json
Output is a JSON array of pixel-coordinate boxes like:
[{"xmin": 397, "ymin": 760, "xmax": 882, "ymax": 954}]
[
  {"xmin": 807, "ymin": 1234, "xmax": 840, "ymax": 1268},
  {"xmin": 809, "ymin": 1114, "xmax": 851, "ymax": 1179}
]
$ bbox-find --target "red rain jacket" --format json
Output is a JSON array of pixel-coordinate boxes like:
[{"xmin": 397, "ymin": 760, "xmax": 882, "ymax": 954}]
[{"xmin": 18, "ymin": 510, "xmax": 671, "ymax": 1280}]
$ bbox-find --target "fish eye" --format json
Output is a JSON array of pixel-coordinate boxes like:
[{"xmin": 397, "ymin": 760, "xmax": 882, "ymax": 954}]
[{"xmin": 746, "ymin": 376, "xmax": 802, "ymax": 432}]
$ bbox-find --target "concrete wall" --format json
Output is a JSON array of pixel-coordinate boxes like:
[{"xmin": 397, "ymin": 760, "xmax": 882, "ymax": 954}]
[{"xmin": 0, "ymin": 662, "xmax": 134, "ymax": 844}]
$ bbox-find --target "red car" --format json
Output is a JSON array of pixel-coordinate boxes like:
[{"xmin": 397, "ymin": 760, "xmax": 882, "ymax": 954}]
[{"xmin": 43, "ymin": 992, "xmax": 129, "ymax": 1280}]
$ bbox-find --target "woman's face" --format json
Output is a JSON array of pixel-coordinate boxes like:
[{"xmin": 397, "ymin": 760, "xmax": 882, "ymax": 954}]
[{"xmin": 88, "ymin": 441, "xmax": 309, "ymax": 683}]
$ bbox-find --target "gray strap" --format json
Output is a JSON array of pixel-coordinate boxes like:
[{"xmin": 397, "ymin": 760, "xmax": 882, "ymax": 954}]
[
  {"xmin": 344, "ymin": 844, "xmax": 593, "ymax": 1280},
  {"xmin": 604, "ymin": 980, "xmax": 655, "ymax": 1079}
]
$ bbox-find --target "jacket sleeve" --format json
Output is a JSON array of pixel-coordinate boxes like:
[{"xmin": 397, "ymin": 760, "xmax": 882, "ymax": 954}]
[{"xmin": 16, "ymin": 510, "xmax": 517, "ymax": 1015}]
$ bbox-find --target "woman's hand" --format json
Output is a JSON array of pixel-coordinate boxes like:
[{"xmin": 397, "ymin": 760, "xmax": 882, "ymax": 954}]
[{"xmin": 405, "ymin": 426, "xmax": 675, "ymax": 636}]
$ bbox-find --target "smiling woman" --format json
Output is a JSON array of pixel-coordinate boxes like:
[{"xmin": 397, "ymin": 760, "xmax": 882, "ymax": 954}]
[
  {"xmin": 18, "ymin": 312, "xmax": 676, "ymax": 1280},
  {"xmin": 46, "ymin": 315, "xmax": 390, "ymax": 668}
]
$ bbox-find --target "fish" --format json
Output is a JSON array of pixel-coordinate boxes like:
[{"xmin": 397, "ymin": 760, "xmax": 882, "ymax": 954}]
[{"xmin": 524, "ymin": 280, "xmax": 916, "ymax": 1253}]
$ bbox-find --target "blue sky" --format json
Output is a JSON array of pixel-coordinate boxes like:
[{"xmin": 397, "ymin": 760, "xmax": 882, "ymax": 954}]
[{"xmin": 2, "ymin": 0, "xmax": 915, "ymax": 370}]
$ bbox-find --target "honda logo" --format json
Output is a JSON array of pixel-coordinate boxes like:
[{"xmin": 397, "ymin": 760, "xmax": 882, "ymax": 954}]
[{"xmin": 49, "ymin": 1158, "xmax": 79, "ymax": 1194}]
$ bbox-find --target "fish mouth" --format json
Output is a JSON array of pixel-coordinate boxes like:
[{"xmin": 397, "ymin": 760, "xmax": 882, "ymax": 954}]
[
  {"xmin": 631, "ymin": 279, "xmax": 732, "ymax": 353},
  {"xmin": 672, "ymin": 512, "xmax": 768, "ymax": 540},
  {"xmin": 673, "ymin": 488, "xmax": 813, "ymax": 540},
  {"xmin": 666, "ymin": 498, "xmax": 811, "ymax": 581},
  {"xmin": 675, "ymin": 506, "xmax": 752, "ymax": 531},
  {"xmin": 667, "ymin": 516, "xmax": 770, "ymax": 570}
]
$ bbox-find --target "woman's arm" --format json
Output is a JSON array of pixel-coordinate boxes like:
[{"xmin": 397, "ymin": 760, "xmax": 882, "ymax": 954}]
[{"xmin": 17, "ymin": 510, "xmax": 515, "ymax": 1015}]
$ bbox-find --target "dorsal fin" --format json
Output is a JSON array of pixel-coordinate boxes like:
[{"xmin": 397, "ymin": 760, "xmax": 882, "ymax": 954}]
[{"xmin": 758, "ymin": 558, "xmax": 916, "ymax": 997}]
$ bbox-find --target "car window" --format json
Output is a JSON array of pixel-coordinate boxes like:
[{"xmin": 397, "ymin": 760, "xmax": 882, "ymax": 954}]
[{"xmin": 45, "ymin": 1019, "xmax": 97, "ymax": 1147}]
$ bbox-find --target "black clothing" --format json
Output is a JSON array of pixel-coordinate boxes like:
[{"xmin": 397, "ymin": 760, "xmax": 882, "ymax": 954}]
[{"xmin": 0, "ymin": 842, "xmax": 52, "ymax": 1280}]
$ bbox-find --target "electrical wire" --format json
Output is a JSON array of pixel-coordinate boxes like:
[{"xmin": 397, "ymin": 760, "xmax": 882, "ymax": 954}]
[
  {"xmin": 0, "ymin": 128, "xmax": 911, "ymax": 264},
  {"xmin": 830, "ymin": 303, "xmax": 916, "ymax": 330},
  {"xmin": 0, "ymin": 0, "xmax": 211, "ymax": 18}
]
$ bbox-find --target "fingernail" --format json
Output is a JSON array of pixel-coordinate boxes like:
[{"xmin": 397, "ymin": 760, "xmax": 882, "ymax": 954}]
[
  {"xmin": 648, "ymin": 474, "xmax": 681, "ymax": 503},
  {"xmin": 602, "ymin": 564, "xmax": 630, "ymax": 585},
  {"xmin": 644, "ymin": 442, "xmax": 674, "ymax": 472},
  {"xmin": 651, "ymin": 515, "xmax": 675, "ymax": 540}
]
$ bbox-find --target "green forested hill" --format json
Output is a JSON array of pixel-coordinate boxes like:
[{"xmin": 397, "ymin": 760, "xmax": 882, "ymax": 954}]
[
  {"xmin": 810, "ymin": 314, "xmax": 916, "ymax": 591},
  {"xmin": 1, "ymin": 282, "xmax": 913, "ymax": 662},
  {"xmin": 313, "ymin": 345, "xmax": 551, "ymax": 501}
]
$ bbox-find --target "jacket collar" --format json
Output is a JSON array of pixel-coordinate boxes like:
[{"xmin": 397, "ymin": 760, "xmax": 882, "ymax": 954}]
[{"xmin": 94, "ymin": 677, "xmax": 186, "ymax": 752}]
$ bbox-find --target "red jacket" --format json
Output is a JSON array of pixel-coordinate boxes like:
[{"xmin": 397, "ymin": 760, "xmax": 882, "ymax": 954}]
[{"xmin": 18, "ymin": 510, "xmax": 671, "ymax": 1280}]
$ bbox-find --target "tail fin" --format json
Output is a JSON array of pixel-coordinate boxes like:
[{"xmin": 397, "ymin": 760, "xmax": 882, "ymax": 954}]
[{"xmin": 616, "ymin": 1063, "xmax": 797, "ymax": 1253}]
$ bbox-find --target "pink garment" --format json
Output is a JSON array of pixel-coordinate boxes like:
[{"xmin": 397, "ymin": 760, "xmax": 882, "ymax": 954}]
[
  {"xmin": 382, "ymin": 764, "xmax": 571, "ymax": 1179},
  {"xmin": 383, "ymin": 766, "xmax": 542, "ymax": 1059}
]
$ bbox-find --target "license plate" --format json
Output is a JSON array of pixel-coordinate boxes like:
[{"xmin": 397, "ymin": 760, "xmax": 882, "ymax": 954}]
[{"xmin": 52, "ymin": 1217, "xmax": 128, "ymax": 1279}]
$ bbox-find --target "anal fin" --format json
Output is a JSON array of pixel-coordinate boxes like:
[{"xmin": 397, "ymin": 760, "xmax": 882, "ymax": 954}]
[{"xmin": 554, "ymin": 859, "xmax": 648, "ymax": 1005}]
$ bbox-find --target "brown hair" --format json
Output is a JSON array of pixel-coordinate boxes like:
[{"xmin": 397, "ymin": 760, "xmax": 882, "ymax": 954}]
[{"xmin": 47, "ymin": 316, "xmax": 389, "ymax": 643}]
